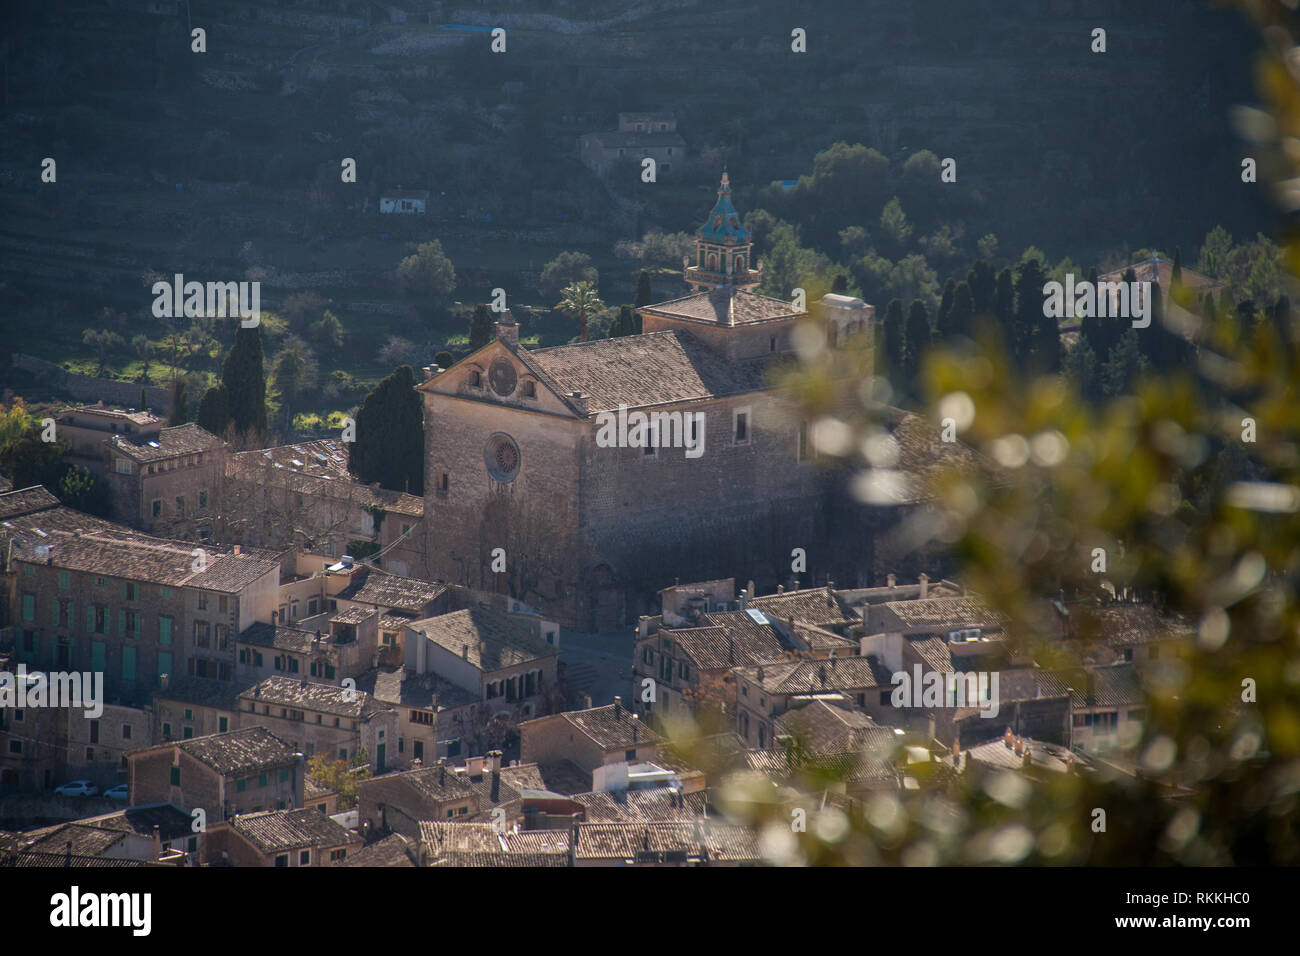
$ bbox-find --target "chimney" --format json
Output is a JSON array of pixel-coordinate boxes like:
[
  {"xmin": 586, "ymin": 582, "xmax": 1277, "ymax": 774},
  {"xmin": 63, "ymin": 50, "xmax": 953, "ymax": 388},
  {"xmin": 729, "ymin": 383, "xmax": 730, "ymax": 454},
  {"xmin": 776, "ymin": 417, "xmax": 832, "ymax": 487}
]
[
  {"xmin": 462, "ymin": 644, "xmax": 469, "ymax": 660},
  {"xmin": 825, "ymin": 581, "xmax": 834, "ymax": 607},
  {"xmin": 488, "ymin": 750, "xmax": 501, "ymax": 774},
  {"xmin": 738, "ymin": 589, "xmax": 747, "ymax": 611},
  {"xmin": 568, "ymin": 391, "xmax": 590, "ymax": 416},
  {"xmin": 583, "ymin": 694, "xmax": 593, "ymax": 710},
  {"xmin": 1004, "ymin": 727, "xmax": 1014, "ymax": 749},
  {"xmin": 1014, "ymin": 735, "xmax": 1024, "ymax": 755},
  {"xmin": 613, "ymin": 696, "xmax": 622, "ymax": 718},
  {"xmin": 152, "ymin": 825, "xmax": 162, "ymax": 861},
  {"xmin": 919, "ymin": 573, "xmax": 929, "ymax": 599},
  {"xmin": 952, "ymin": 737, "xmax": 961, "ymax": 757},
  {"xmin": 233, "ymin": 544, "xmax": 241, "ymax": 555},
  {"xmin": 438, "ymin": 760, "xmax": 446, "ymax": 787},
  {"xmin": 1022, "ymin": 743, "xmax": 1032, "ymax": 768},
  {"xmin": 756, "ymin": 665, "xmax": 764, "ymax": 682},
  {"xmin": 776, "ymin": 585, "xmax": 784, "ymax": 594},
  {"xmin": 631, "ymin": 714, "xmax": 639, "ymax": 744},
  {"xmin": 886, "ymin": 573, "xmax": 896, "ymax": 589},
  {"xmin": 489, "ymin": 750, "xmax": 502, "ymax": 802},
  {"xmin": 496, "ymin": 311, "xmax": 519, "ymax": 348}
]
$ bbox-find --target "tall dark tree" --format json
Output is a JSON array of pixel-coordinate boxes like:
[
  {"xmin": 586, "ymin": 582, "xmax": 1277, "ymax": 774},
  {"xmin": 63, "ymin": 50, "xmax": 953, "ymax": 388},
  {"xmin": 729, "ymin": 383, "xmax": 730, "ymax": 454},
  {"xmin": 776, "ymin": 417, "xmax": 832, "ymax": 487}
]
[
  {"xmin": 168, "ymin": 378, "xmax": 188, "ymax": 426},
  {"xmin": 831, "ymin": 273, "xmax": 849, "ymax": 294},
  {"xmin": 1012, "ymin": 257, "xmax": 1047, "ymax": 367},
  {"xmin": 881, "ymin": 298, "xmax": 906, "ymax": 381},
  {"xmin": 434, "ymin": 350, "xmax": 455, "ymax": 369},
  {"xmin": 1171, "ymin": 246, "xmax": 1183, "ymax": 286},
  {"xmin": 469, "ymin": 304, "xmax": 495, "ymax": 351},
  {"xmin": 196, "ymin": 383, "xmax": 231, "ymax": 437},
  {"xmin": 221, "ymin": 325, "xmax": 267, "ymax": 440},
  {"xmin": 1081, "ymin": 265, "xmax": 1106, "ymax": 363},
  {"xmin": 993, "ymin": 267, "xmax": 1015, "ymax": 344},
  {"xmin": 966, "ymin": 260, "xmax": 996, "ymax": 315},
  {"xmin": 904, "ymin": 299, "xmax": 932, "ymax": 396},
  {"xmin": 609, "ymin": 304, "xmax": 640, "ymax": 338},
  {"xmin": 348, "ymin": 365, "xmax": 424, "ymax": 495},
  {"xmin": 946, "ymin": 281, "xmax": 975, "ymax": 340},
  {"xmin": 635, "ymin": 270, "xmax": 653, "ymax": 308},
  {"xmin": 935, "ymin": 279, "xmax": 956, "ymax": 340}
]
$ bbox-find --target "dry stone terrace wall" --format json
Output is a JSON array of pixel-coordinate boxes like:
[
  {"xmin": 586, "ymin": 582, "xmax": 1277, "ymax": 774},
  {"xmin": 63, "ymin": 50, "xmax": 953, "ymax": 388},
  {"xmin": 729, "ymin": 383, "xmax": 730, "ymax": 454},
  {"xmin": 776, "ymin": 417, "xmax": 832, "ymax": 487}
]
[{"xmin": 10, "ymin": 353, "xmax": 172, "ymax": 417}]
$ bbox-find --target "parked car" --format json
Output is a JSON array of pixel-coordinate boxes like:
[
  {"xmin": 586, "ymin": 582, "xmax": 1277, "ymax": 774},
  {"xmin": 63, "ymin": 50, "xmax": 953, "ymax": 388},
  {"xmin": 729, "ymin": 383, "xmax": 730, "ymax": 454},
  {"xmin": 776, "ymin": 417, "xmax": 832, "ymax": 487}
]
[
  {"xmin": 104, "ymin": 784, "xmax": 129, "ymax": 802},
  {"xmin": 53, "ymin": 780, "xmax": 99, "ymax": 798}
]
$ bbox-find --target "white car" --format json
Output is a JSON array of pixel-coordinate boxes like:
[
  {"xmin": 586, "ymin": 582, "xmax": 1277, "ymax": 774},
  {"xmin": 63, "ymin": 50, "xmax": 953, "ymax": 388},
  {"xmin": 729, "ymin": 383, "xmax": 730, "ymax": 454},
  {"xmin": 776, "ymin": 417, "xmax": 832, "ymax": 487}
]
[
  {"xmin": 53, "ymin": 780, "xmax": 99, "ymax": 798},
  {"xmin": 104, "ymin": 784, "xmax": 129, "ymax": 802}
]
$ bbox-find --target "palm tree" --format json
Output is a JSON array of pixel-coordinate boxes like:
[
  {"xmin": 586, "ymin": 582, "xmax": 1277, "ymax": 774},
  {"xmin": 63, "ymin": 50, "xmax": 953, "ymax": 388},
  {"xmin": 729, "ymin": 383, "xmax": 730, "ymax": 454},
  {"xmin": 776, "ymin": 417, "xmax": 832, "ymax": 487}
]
[{"xmin": 556, "ymin": 280, "xmax": 604, "ymax": 343}]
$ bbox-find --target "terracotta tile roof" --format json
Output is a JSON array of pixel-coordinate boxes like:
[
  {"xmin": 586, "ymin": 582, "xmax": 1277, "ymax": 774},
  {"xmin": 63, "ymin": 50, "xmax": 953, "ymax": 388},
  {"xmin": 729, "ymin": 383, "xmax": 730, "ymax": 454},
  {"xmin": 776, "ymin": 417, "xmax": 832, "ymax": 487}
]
[
  {"xmin": 153, "ymin": 676, "xmax": 243, "ymax": 711},
  {"xmin": 0, "ymin": 485, "xmax": 61, "ymax": 520},
  {"xmin": 175, "ymin": 727, "xmax": 299, "ymax": 776},
  {"xmin": 407, "ymin": 607, "xmax": 558, "ymax": 672},
  {"xmin": 749, "ymin": 589, "xmax": 860, "ymax": 629},
  {"xmin": 226, "ymin": 440, "xmax": 424, "ymax": 515},
  {"xmin": 662, "ymin": 619, "xmax": 789, "ymax": 671},
  {"xmin": 330, "ymin": 604, "xmax": 376, "ymax": 625},
  {"xmin": 110, "ymin": 422, "xmax": 224, "ymax": 463},
  {"xmin": 574, "ymin": 820, "xmax": 760, "ymax": 863},
  {"xmin": 418, "ymin": 821, "xmax": 500, "ymax": 855},
  {"xmin": 8, "ymin": 529, "xmax": 278, "ymax": 592},
  {"xmin": 23, "ymin": 823, "xmax": 127, "ymax": 857},
  {"xmin": 528, "ymin": 330, "xmax": 770, "ymax": 414},
  {"xmin": 572, "ymin": 788, "xmax": 710, "ymax": 823},
  {"xmin": 908, "ymin": 635, "xmax": 955, "ymax": 674},
  {"xmin": 536, "ymin": 760, "xmax": 594, "ymax": 796},
  {"xmin": 394, "ymin": 765, "xmax": 478, "ymax": 803},
  {"xmin": 954, "ymin": 736, "xmax": 1075, "ymax": 774},
  {"xmin": 554, "ymin": 703, "xmax": 663, "ymax": 751},
  {"xmin": 240, "ymin": 676, "xmax": 392, "ymax": 720},
  {"xmin": 86, "ymin": 804, "xmax": 194, "ymax": 842},
  {"xmin": 339, "ymin": 573, "xmax": 446, "ymax": 613},
  {"xmin": 1067, "ymin": 663, "xmax": 1144, "ymax": 709},
  {"xmin": 8, "ymin": 852, "xmax": 152, "ymax": 868},
  {"xmin": 355, "ymin": 667, "xmax": 477, "ymax": 711},
  {"xmin": 237, "ymin": 622, "xmax": 326, "ymax": 655},
  {"xmin": 744, "ymin": 747, "xmax": 898, "ymax": 786},
  {"xmin": 879, "ymin": 596, "xmax": 1006, "ymax": 631},
  {"xmin": 734, "ymin": 657, "xmax": 887, "ymax": 694},
  {"xmin": 786, "ymin": 621, "xmax": 858, "ymax": 651},
  {"xmin": 1071, "ymin": 603, "xmax": 1195, "ymax": 647},
  {"xmin": 774, "ymin": 700, "xmax": 895, "ymax": 754},
  {"xmin": 640, "ymin": 287, "xmax": 797, "ymax": 326},
  {"xmin": 230, "ymin": 808, "xmax": 355, "ymax": 852},
  {"xmin": 335, "ymin": 832, "xmax": 416, "ymax": 867}
]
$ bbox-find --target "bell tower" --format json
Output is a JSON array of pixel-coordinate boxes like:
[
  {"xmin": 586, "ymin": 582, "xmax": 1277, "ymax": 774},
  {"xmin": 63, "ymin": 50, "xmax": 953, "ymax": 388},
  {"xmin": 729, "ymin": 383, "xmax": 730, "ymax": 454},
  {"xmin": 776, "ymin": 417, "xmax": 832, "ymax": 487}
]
[{"xmin": 683, "ymin": 171, "xmax": 763, "ymax": 292}]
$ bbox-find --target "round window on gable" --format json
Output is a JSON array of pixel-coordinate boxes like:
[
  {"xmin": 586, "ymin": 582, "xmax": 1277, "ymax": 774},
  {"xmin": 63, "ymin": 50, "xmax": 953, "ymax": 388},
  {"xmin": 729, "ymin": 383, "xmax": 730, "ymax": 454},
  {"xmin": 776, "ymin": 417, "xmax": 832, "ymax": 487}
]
[{"xmin": 484, "ymin": 433, "xmax": 521, "ymax": 483}]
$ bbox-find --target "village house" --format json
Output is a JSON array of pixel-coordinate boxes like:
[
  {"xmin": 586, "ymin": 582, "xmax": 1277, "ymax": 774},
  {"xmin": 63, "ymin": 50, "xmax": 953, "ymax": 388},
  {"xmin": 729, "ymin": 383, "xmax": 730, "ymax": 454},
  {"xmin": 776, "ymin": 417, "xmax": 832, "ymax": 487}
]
[
  {"xmin": 403, "ymin": 606, "xmax": 560, "ymax": 755},
  {"xmin": 356, "ymin": 749, "xmax": 526, "ymax": 839},
  {"xmin": 578, "ymin": 111, "xmax": 686, "ymax": 176},
  {"xmin": 203, "ymin": 808, "xmax": 360, "ymax": 867},
  {"xmin": 520, "ymin": 699, "xmax": 662, "ymax": 794},
  {"xmin": 56, "ymin": 404, "xmax": 227, "ymax": 541},
  {"xmin": 237, "ymin": 675, "xmax": 398, "ymax": 772},
  {"xmin": 128, "ymin": 726, "xmax": 304, "ymax": 821}
]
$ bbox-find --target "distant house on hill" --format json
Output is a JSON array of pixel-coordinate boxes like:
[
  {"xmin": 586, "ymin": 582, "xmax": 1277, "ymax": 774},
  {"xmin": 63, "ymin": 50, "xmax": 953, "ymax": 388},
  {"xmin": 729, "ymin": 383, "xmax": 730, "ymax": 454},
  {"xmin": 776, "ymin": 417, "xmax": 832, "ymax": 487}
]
[
  {"xmin": 579, "ymin": 112, "xmax": 686, "ymax": 177},
  {"xmin": 378, "ymin": 191, "xmax": 430, "ymax": 215}
]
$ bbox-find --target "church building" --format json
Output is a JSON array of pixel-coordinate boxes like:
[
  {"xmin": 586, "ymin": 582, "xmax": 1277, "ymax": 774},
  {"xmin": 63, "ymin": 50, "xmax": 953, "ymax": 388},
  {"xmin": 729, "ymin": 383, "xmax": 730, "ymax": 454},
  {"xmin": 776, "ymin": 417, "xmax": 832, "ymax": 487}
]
[{"xmin": 417, "ymin": 174, "xmax": 876, "ymax": 630}]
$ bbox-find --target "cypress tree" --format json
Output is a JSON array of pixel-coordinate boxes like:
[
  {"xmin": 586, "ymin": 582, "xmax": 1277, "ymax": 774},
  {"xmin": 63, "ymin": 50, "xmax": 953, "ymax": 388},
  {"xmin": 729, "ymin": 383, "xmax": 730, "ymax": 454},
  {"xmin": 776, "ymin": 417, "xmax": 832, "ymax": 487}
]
[
  {"xmin": 1081, "ymin": 266, "xmax": 1106, "ymax": 362},
  {"xmin": 1012, "ymin": 257, "xmax": 1047, "ymax": 367},
  {"xmin": 635, "ymin": 270, "xmax": 653, "ymax": 308},
  {"xmin": 882, "ymin": 298, "xmax": 906, "ymax": 382},
  {"xmin": 434, "ymin": 350, "xmax": 454, "ymax": 369},
  {"xmin": 966, "ymin": 260, "xmax": 996, "ymax": 315},
  {"xmin": 1171, "ymin": 246, "xmax": 1183, "ymax": 286},
  {"xmin": 469, "ymin": 305, "xmax": 495, "ymax": 351},
  {"xmin": 168, "ymin": 378, "xmax": 188, "ymax": 426},
  {"xmin": 993, "ymin": 267, "xmax": 1015, "ymax": 347},
  {"xmin": 196, "ymin": 383, "xmax": 231, "ymax": 437},
  {"xmin": 221, "ymin": 325, "xmax": 267, "ymax": 440},
  {"xmin": 947, "ymin": 281, "xmax": 975, "ymax": 340},
  {"xmin": 349, "ymin": 365, "xmax": 424, "ymax": 494},
  {"xmin": 904, "ymin": 299, "xmax": 932, "ymax": 396},
  {"xmin": 935, "ymin": 279, "xmax": 956, "ymax": 341},
  {"xmin": 610, "ymin": 304, "xmax": 639, "ymax": 338}
]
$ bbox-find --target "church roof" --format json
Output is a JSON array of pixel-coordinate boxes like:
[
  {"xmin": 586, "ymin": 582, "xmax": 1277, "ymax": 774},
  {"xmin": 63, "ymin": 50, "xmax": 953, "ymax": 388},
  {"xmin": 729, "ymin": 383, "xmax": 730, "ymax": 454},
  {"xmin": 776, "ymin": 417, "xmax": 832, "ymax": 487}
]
[
  {"xmin": 698, "ymin": 171, "xmax": 748, "ymax": 244},
  {"xmin": 640, "ymin": 287, "xmax": 797, "ymax": 326},
  {"xmin": 528, "ymin": 330, "xmax": 771, "ymax": 414}
]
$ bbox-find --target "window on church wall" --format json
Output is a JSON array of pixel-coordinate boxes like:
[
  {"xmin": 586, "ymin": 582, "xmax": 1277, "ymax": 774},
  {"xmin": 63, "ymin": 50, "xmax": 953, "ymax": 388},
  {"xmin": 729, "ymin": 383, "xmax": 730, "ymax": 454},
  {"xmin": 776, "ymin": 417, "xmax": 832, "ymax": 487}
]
[
  {"xmin": 468, "ymin": 370, "xmax": 482, "ymax": 388},
  {"xmin": 707, "ymin": 253, "xmax": 718, "ymax": 272},
  {"xmin": 733, "ymin": 408, "xmax": 751, "ymax": 445},
  {"xmin": 735, "ymin": 255, "xmax": 745, "ymax": 273}
]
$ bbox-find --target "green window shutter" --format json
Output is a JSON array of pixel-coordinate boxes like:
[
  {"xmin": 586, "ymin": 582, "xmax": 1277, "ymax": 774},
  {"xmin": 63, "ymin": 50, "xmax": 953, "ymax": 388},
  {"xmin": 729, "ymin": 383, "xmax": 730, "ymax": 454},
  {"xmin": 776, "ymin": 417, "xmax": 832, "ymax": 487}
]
[
  {"xmin": 237, "ymin": 778, "xmax": 246, "ymax": 793},
  {"xmin": 218, "ymin": 717, "xmax": 228, "ymax": 733},
  {"xmin": 91, "ymin": 641, "xmax": 106, "ymax": 673},
  {"xmin": 279, "ymin": 768, "xmax": 288, "ymax": 782},
  {"xmin": 21, "ymin": 594, "xmax": 34, "ymax": 621},
  {"xmin": 157, "ymin": 652, "xmax": 172, "ymax": 684},
  {"xmin": 122, "ymin": 646, "xmax": 136, "ymax": 681},
  {"xmin": 159, "ymin": 617, "xmax": 172, "ymax": 645},
  {"xmin": 118, "ymin": 610, "xmax": 126, "ymax": 637},
  {"xmin": 134, "ymin": 614, "xmax": 142, "ymax": 638},
  {"xmin": 258, "ymin": 773, "xmax": 267, "ymax": 787},
  {"xmin": 121, "ymin": 582, "xmax": 127, "ymax": 601},
  {"xmin": 170, "ymin": 766, "xmax": 180, "ymax": 786},
  {"xmin": 52, "ymin": 600, "xmax": 60, "ymax": 627},
  {"xmin": 59, "ymin": 571, "xmax": 69, "ymax": 589}
]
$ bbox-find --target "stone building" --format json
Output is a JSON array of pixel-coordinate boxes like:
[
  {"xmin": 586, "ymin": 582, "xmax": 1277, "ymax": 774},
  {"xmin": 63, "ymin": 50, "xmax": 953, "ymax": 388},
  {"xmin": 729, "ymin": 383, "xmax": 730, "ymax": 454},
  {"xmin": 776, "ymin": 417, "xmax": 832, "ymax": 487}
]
[
  {"xmin": 418, "ymin": 175, "xmax": 877, "ymax": 629},
  {"xmin": 578, "ymin": 112, "xmax": 686, "ymax": 176}
]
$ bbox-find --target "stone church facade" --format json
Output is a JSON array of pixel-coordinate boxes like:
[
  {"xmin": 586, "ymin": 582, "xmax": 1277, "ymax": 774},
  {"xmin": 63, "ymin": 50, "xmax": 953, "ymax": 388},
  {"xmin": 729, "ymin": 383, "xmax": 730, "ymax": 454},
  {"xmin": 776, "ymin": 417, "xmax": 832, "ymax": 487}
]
[{"xmin": 418, "ymin": 175, "xmax": 878, "ymax": 630}]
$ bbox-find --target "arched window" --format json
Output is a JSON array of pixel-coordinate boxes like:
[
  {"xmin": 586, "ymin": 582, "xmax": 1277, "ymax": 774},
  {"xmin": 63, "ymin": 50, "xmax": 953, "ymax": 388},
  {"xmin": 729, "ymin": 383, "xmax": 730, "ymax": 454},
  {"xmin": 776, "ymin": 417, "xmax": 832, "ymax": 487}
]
[
  {"xmin": 735, "ymin": 255, "xmax": 745, "ymax": 273},
  {"xmin": 707, "ymin": 253, "xmax": 718, "ymax": 272}
]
